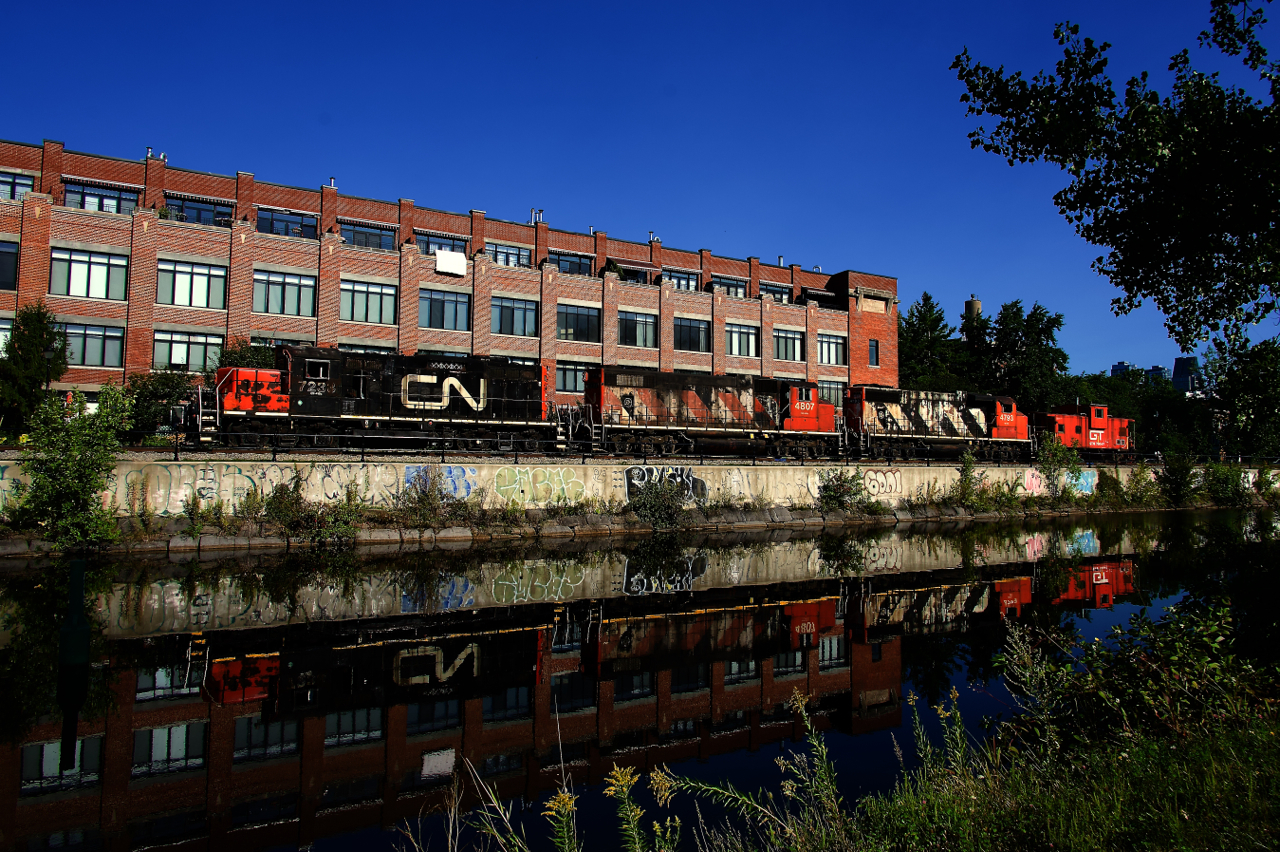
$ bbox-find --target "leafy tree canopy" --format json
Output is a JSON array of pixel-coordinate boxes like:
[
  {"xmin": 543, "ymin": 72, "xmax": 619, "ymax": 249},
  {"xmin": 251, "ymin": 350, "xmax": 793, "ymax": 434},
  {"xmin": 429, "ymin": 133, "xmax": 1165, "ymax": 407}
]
[
  {"xmin": 125, "ymin": 371, "xmax": 195, "ymax": 434},
  {"xmin": 0, "ymin": 302, "xmax": 66, "ymax": 435},
  {"xmin": 952, "ymin": 0, "xmax": 1279, "ymax": 350}
]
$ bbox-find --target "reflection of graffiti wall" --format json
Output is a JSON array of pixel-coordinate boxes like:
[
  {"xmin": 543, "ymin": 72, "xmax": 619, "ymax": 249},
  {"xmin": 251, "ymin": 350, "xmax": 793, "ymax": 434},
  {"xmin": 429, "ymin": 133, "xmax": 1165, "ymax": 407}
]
[{"xmin": 624, "ymin": 466, "xmax": 708, "ymax": 501}]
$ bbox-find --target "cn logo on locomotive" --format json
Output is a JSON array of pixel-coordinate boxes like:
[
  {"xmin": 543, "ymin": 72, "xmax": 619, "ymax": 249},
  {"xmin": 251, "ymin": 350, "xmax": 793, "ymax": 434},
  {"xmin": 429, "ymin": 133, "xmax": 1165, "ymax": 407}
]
[{"xmin": 400, "ymin": 375, "xmax": 488, "ymax": 411}]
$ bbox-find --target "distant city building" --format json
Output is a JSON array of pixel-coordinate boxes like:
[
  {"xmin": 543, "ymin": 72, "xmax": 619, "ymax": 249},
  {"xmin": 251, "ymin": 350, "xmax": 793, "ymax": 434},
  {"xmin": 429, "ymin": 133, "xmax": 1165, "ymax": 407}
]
[
  {"xmin": 1147, "ymin": 365, "xmax": 1172, "ymax": 382},
  {"xmin": 1173, "ymin": 357, "xmax": 1202, "ymax": 393},
  {"xmin": 1111, "ymin": 361, "xmax": 1139, "ymax": 377}
]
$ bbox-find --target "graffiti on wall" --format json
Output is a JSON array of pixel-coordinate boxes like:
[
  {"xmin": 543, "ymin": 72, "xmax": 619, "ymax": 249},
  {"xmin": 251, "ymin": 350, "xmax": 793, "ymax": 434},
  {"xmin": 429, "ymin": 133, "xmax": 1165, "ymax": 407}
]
[
  {"xmin": 1023, "ymin": 468, "xmax": 1047, "ymax": 496},
  {"xmin": 1070, "ymin": 470, "xmax": 1099, "ymax": 495},
  {"xmin": 492, "ymin": 466, "xmax": 587, "ymax": 505},
  {"xmin": 624, "ymin": 465, "xmax": 708, "ymax": 501},
  {"xmin": 406, "ymin": 464, "xmax": 480, "ymax": 499},
  {"xmin": 862, "ymin": 468, "xmax": 903, "ymax": 498}
]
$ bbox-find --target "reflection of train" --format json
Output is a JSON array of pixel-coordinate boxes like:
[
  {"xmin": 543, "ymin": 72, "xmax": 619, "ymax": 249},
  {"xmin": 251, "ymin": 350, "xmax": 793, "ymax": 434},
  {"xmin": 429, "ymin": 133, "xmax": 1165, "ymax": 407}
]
[{"xmin": 196, "ymin": 345, "xmax": 1134, "ymax": 459}]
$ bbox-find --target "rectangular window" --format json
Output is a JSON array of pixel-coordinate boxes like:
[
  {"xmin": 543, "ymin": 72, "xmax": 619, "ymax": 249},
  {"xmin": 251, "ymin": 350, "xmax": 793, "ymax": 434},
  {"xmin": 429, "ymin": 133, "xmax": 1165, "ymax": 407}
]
[
  {"xmin": 62, "ymin": 324, "xmax": 124, "ymax": 368},
  {"xmin": 482, "ymin": 686, "xmax": 530, "ymax": 722},
  {"xmin": 157, "ymin": 260, "xmax": 226, "ymax": 309},
  {"xmin": 20, "ymin": 738, "xmax": 102, "ymax": 795},
  {"xmin": 0, "ymin": 318, "xmax": 11, "ymax": 354},
  {"xmin": 234, "ymin": 716, "xmax": 298, "ymax": 762},
  {"xmin": 817, "ymin": 334, "xmax": 848, "ymax": 366},
  {"xmin": 480, "ymin": 753, "xmax": 523, "ymax": 777},
  {"xmin": 551, "ymin": 672, "xmax": 595, "ymax": 712},
  {"xmin": 341, "ymin": 221, "xmax": 396, "ymax": 251},
  {"xmin": 774, "ymin": 329, "xmax": 805, "ymax": 362},
  {"xmin": 819, "ymin": 635, "xmax": 848, "ymax": 670},
  {"xmin": 671, "ymin": 663, "xmax": 710, "ymax": 694},
  {"xmin": 253, "ymin": 270, "xmax": 316, "ymax": 317},
  {"xmin": 132, "ymin": 723, "xmax": 206, "ymax": 776},
  {"xmin": 618, "ymin": 311, "xmax": 657, "ymax": 348},
  {"xmin": 817, "ymin": 380, "xmax": 845, "ymax": 406},
  {"xmin": 712, "ymin": 276, "xmax": 747, "ymax": 298},
  {"xmin": 491, "ymin": 297, "xmax": 538, "ymax": 336},
  {"xmin": 417, "ymin": 233, "xmax": 468, "ymax": 255},
  {"xmin": 547, "ymin": 251, "xmax": 592, "ymax": 276},
  {"xmin": 161, "ymin": 196, "xmax": 233, "ymax": 227},
  {"xmin": 0, "ymin": 241, "xmax": 16, "ymax": 290},
  {"xmin": 136, "ymin": 666, "xmax": 201, "ymax": 702},
  {"xmin": 153, "ymin": 331, "xmax": 222, "ymax": 372},
  {"xmin": 614, "ymin": 671, "xmax": 653, "ymax": 701},
  {"xmin": 773, "ymin": 650, "xmax": 806, "ymax": 676},
  {"xmin": 324, "ymin": 708, "xmax": 383, "ymax": 747},
  {"xmin": 724, "ymin": 659, "xmax": 758, "ymax": 685},
  {"xmin": 760, "ymin": 282, "xmax": 791, "ymax": 304},
  {"xmin": 63, "ymin": 182, "xmax": 137, "ymax": 215},
  {"xmin": 869, "ymin": 338, "xmax": 880, "ymax": 367},
  {"xmin": 725, "ymin": 323, "xmax": 758, "ymax": 357},
  {"xmin": 0, "ymin": 172, "xmax": 34, "ymax": 201},
  {"xmin": 486, "ymin": 243, "xmax": 532, "ymax": 268},
  {"xmin": 673, "ymin": 317, "xmax": 711, "ymax": 353},
  {"xmin": 619, "ymin": 266, "xmax": 649, "ymax": 285},
  {"xmin": 406, "ymin": 699, "xmax": 460, "ymax": 735},
  {"xmin": 663, "ymin": 269, "xmax": 699, "ymax": 291},
  {"xmin": 556, "ymin": 304, "xmax": 601, "ymax": 342},
  {"xmin": 257, "ymin": 208, "xmax": 318, "ymax": 240},
  {"xmin": 49, "ymin": 249, "xmax": 128, "ymax": 301},
  {"xmin": 419, "ymin": 289, "xmax": 471, "ymax": 331},
  {"xmin": 340, "ymin": 280, "xmax": 398, "ymax": 325},
  {"xmin": 556, "ymin": 363, "xmax": 588, "ymax": 393}
]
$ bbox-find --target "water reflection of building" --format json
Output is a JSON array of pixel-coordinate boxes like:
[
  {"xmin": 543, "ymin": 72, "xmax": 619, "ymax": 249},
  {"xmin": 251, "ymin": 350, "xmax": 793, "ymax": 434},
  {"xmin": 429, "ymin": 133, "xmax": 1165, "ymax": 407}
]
[{"xmin": 2, "ymin": 559, "xmax": 1133, "ymax": 852}]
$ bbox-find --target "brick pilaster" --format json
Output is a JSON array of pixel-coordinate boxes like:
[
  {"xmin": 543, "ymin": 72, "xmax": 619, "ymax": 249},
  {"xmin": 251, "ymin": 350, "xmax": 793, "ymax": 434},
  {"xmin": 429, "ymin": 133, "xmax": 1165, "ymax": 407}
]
[
  {"xmin": 597, "ymin": 678, "xmax": 615, "ymax": 746},
  {"xmin": 791, "ymin": 264, "xmax": 802, "ymax": 302},
  {"xmin": 316, "ymin": 231, "xmax": 344, "ymax": 347},
  {"xmin": 99, "ymin": 671, "xmax": 136, "ymax": 833},
  {"xmin": 472, "ymin": 253, "xmax": 493, "ymax": 357},
  {"xmin": 649, "ymin": 238, "xmax": 663, "ymax": 278},
  {"xmin": 124, "ymin": 208, "xmax": 160, "ymax": 379},
  {"xmin": 16, "ymin": 193, "xmax": 52, "ymax": 309},
  {"xmin": 534, "ymin": 220, "xmax": 550, "ymax": 267},
  {"xmin": 748, "ymin": 256, "xmax": 760, "ymax": 300},
  {"xmin": 143, "ymin": 155, "xmax": 166, "ymax": 210},
  {"xmin": 539, "ymin": 262, "xmax": 559, "ymax": 389},
  {"xmin": 297, "ymin": 716, "xmax": 326, "ymax": 844},
  {"xmin": 699, "ymin": 249, "xmax": 712, "ymax": 289},
  {"xmin": 398, "ymin": 198, "xmax": 414, "ymax": 248},
  {"xmin": 226, "ymin": 219, "xmax": 256, "ymax": 340},
  {"xmin": 711, "ymin": 290, "xmax": 726, "ymax": 375},
  {"xmin": 602, "ymin": 272, "xmax": 619, "ymax": 367},
  {"xmin": 805, "ymin": 301, "xmax": 819, "ymax": 383},
  {"xmin": 398, "ymin": 241, "xmax": 421, "ymax": 355},
  {"xmin": 320, "ymin": 184, "xmax": 338, "ymax": 237},
  {"xmin": 385, "ymin": 704, "xmax": 408, "ymax": 802},
  {"xmin": 760, "ymin": 297, "xmax": 775, "ymax": 381},
  {"xmin": 234, "ymin": 172, "xmax": 255, "ymax": 225},
  {"xmin": 658, "ymin": 280, "xmax": 674, "ymax": 373},
  {"xmin": 594, "ymin": 230, "xmax": 608, "ymax": 273},
  {"xmin": 848, "ymin": 294, "xmax": 861, "ymax": 387},
  {"xmin": 470, "ymin": 209, "xmax": 486, "ymax": 254},
  {"xmin": 39, "ymin": 140, "xmax": 64, "ymax": 204}
]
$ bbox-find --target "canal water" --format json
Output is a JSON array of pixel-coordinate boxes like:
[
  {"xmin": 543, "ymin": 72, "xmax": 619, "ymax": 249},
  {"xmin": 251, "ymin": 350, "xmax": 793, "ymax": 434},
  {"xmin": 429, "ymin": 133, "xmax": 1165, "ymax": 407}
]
[{"xmin": 2, "ymin": 510, "xmax": 1276, "ymax": 852}]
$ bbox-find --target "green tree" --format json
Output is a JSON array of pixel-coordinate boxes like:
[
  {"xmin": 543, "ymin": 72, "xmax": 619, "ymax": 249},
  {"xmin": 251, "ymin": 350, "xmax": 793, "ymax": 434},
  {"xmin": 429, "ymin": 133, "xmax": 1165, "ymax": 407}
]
[
  {"xmin": 987, "ymin": 300, "xmax": 1069, "ymax": 412},
  {"xmin": 952, "ymin": 1, "xmax": 1279, "ymax": 351},
  {"xmin": 7, "ymin": 386, "xmax": 132, "ymax": 553},
  {"xmin": 125, "ymin": 371, "xmax": 195, "ymax": 434},
  {"xmin": 898, "ymin": 292, "xmax": 962, "ymax": 390},
  {"xmin": 0, "ymin": 302, "xmax": 66, "ymax": 435},
  {"xmin": 1204, "ymin": 337, "xmax": 1280, "ymax": 456},
  {"xmin": 201, "ymin": 336, "xmax": 275, "ymax": 388}
]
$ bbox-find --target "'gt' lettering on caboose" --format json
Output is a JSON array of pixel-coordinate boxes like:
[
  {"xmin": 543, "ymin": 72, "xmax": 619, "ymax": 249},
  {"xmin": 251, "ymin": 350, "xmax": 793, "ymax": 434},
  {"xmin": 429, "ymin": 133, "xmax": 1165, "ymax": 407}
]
[{"xmin": 400, "ymin": 375, "xmax": 488, "ymax": 411}]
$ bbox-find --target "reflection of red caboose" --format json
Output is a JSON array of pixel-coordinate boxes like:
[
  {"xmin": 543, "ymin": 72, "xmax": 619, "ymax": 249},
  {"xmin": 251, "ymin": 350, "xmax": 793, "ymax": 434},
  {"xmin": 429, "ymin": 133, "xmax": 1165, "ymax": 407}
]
[
  {"xmin": 1033, "ymin": 404, "xmax": 1133, "ymax": 455},
  {"xmin": 1052, "ymin": 561, "xmax": 1135, "ymax": 609}
]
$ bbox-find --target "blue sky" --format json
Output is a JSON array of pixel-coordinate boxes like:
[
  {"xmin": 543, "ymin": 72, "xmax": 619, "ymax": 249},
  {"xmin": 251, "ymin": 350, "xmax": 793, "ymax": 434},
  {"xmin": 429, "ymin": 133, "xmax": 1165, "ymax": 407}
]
[{"xmin": 6, "ymin": 1, "xmax": 1266, "ymax": 373}]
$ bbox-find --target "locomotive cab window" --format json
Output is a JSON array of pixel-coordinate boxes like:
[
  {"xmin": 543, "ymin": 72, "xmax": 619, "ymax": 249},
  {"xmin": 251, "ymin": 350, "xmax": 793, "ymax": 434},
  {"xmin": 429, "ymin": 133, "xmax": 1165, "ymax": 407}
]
[{"xmin": 306, "ymin": 360, "xmax": 330, "ymax": 380}]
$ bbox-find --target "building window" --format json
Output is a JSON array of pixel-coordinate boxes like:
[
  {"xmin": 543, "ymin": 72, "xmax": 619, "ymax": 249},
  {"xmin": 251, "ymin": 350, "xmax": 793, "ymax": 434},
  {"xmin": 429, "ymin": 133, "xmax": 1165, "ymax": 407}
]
[
  {"xmin": 0, "ymin": 318, "xmax": 11, "ymax": 353},
  {"xmin": 671, "ymin": 662, "xmax": 710, "ymax": 694},
  {"xmin": 479, "ymin": 753, "xmax": 523, "ymax": 777},
  {"xmin": 486, "ymin": 243, "xmax": 532, "ymax": 268},
  {"xmin": 725, "ymin": 323, "xmax": 758, "ymax": 357},
  {"xmin": 817, "ymin": 380, "xmax": 845, "ymax": 406},
  {"xmin": 547, "ymin": 251, "xmax": 592, "ymax": 276},
  {"xmin": 63, "ymin": 324, "xmax": 124, "ymax": 368},
  {"xmin": 817, "ymin": 334, "xmax": 848, "ymax": 366},
  {"xmin": 773, "ymin": 650, "xmax": 806, "ymax": 676},
  {"xmin": 556, "ymin": 362, "xmax": 588, "ymax": 393},
  {"xmin": 341, "ymin": 221, "xmax": 396, "ymax": 251},
  {"xmin": 337, "ymin": 343, "xmax": 395, "ymax": 354},
  {"xmin": 556, "ymin": 304, "xmax": 601, "ymax": 342},
  {"xmin": 760, "ymin": 282, "xmax": 791, "ymax": 304},
  {"xmin": 491, "ymin": 297, "xmax": 538, "ymax": 337},
  {"xmin": 136, "ymin": 666, "xmax": 201, "ymax": 702},
  {"xmin": 551, "ymin": 672, "xmax": 595, "ymax": 712},
  {"xmin": 253, "ymin": 270, "xmax": 316, "ymax": 317},
  {"xmin": 819, "ymin": 635, "xmax": 848, "ymax": 670},
  {"xmin": 341, "ymin": 280, "xmax": 398, "ymax": 325},
  {"xmin": 619, "ymin": 267, "xmax": 649, "ymax": 285},
  {"xmin": 154, "ymin": 331, "xmax": 222, "ymax": 372},
  {"xmin": 0, "ymin": 241, "xmax": 16, "ymax": 290},
  {"xmin": 49, "ymin": 249, "xmax": 128, "ymax": 301},
  {"xmin": 161, "ymin": 196, "xmax": 232, "ymax": 227},
  {"xmin": 132, "ymin": 723, "xmax": 206, "ymax": 776},
  {"xmin": 614, "ymin": 671, "xmax": 653, "ymax": 701},
  {"xmin": 234, "ymin": 716, "xmax": 298, "ymax": 762},
  {"xmin": 774, "ymin": 329, "xmax": 805, "ymax": 362},
  {"xmin": 63, "ymin": 182, "xmax": 137, "ymax": 215},
  {"xmin": 406, "ymin": 699, "xmax": 460, "ymax": 735},
  {"xmin": 257, "ymin": 208, "xmax": 317, "ymax": 239},
  {"xmin": 618, "ymin": 311, "xmax": 657, "ymax": 348},
  {"xmin": 712, "ymin": 276, "xmax": 747, "ymax": 298},
  {"xmin": 673, "ymin": 317, "xmax": 710, "ymax": 353},
  {"xmin": 869, "ymin": 338, "xmax": 880, "ymax": 367},
  {"xmin": 157, "ymin": 261, "xmax": 226, "ymax": 309},
  {"xmin": 20, "ymin": 738, "xmax": 102, "ymax": 795},
  {"xmin": 419, "ymin": 290, "xmax": 471, "ymax": 331},
  {"xmin": 417, "ymin": 233, "xmax": 468, "ymax": 255},
  {"xmin": 724, "ymin": 659, "xmax": 758, "ymax": 684},
  {"xmin": 0, "ymin": 172, "xmax": 33, "ymax": 201},
  {"xmin": 483, "ymin": 686, "xmax": 530, "ymax": 722},
  {"xmin": 663, "ymin": 269, "xmax": 699, "ymax": 291},
  {"xmin": 324, "ymin": 708, "xmax": 383, "ymax": 747}
]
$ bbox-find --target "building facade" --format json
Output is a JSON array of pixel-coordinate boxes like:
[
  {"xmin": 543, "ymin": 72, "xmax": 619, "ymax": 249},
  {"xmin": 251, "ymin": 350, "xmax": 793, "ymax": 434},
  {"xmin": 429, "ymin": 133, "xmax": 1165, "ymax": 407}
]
[{"xmin": 0, "ymin": 139, "xmax": 898, "ymax": 406}]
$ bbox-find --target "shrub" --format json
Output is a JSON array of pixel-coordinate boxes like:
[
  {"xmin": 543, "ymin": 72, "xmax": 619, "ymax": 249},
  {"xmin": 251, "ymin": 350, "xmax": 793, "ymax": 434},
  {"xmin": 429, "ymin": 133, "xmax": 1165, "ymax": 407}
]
[
  {"xmin": 626, "ymin": 478, "xmax": 688, "ymax": 529},
  {"xmin": 817, "ymin": 467, "xmax": 866, "ymax": 513},
  {"xmin": 1124, "ymin": 461, "xmax": 1163, "ymax": 506},
  {"xmin": 1157, "ymin": 452, "xmax": 1199, "ymax": 507},
  {"xmin": 264, "ymin": 475, "xmax": 316, "ymax": 543},
  {"xmin": 235, "ymin": 485, "xmax": 266, "ymax": 536},
  {"xmin": 1035, "ymin": 436, "xmax": 1083, "ymax": 504},
  {"xmin": 392, "ymin": 468, "xmax": 451, "ymax": 532},
  {"xmin": 1202, "ymin": 462, "xmax": 1252, "ymax": 507}
]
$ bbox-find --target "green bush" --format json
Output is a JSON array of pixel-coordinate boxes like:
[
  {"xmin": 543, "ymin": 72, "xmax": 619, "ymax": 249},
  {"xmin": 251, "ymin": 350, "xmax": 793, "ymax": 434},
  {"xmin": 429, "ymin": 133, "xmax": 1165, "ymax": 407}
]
[
  {"xmin": 1157, "ymin": 452, "xmax": 1199, "ymax": 507},
  {"xmin": 817, "ymin": 467, "xmax": 867, "ymax": 513},
  {"xmin": 626, "ymin": 479, "xmax": 688, "ymax": 529},
  {"xmin": 1202, "ymin": 461, "xmax": 1252, "ymax": 507},
  {"xmin": 1123, "ymin": 461, "xmax": 1163, "ymax": 506},
  {"xmin": 1035, "ymin": 436, "xmax": 1083, "ymax": 504}
]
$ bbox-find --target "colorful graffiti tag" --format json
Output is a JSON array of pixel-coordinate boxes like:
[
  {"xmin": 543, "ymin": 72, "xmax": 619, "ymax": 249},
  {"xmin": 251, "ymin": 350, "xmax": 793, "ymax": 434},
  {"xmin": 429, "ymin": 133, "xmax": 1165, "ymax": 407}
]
[
  {"xmin": 624, "ymin": 465, "xmax": 708, "ymax": 501},
  {"xmin": 492, "ymin": 466, "xmax": 587, "ymax": 505}
]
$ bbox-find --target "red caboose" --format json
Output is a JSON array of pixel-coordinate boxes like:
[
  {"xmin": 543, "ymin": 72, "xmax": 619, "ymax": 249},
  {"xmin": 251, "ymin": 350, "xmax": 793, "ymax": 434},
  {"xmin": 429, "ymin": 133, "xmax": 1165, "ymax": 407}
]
[{"xmin": 1033, "ymin": 403, "xmax": 1133, "ymax": 453}]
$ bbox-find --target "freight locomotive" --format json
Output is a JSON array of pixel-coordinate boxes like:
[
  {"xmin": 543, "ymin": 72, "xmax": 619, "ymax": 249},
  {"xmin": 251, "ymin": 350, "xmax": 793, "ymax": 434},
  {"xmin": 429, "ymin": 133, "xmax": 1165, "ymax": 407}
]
[{"xmin": 194, "ymin": 344, "xmax": 1134, "ymax": 459}]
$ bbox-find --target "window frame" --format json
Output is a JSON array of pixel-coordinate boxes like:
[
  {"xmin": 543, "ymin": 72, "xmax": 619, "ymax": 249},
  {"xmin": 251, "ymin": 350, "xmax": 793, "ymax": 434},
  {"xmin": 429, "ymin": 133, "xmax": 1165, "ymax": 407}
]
[
  {"xmin": 662, "ymin": 269, "xmax": 700, "ymax": 291},
  {"xmin": 157, "ymin": 260, "xmax": 226, "ymax": 310},
  {"xmin": 49, "ymin": 249, "xmax": 129, "ymax": 301},
  {"xmin": 773, "ymin": 328, "xmax": 805, "ymax": 362},
  {"xmin": 0, "ymin": 241, "xmax": 17, "ymax": 291},
  {"xmin": 340, "ymin": 280, "xmax": 398, "ymax": 325},
  {"xmin": 712, "ymin": 275, "xmax": 747, "ymax": 298},
  {"xmin": 0, "ymin": 172, "xmax": 34, "ymax": 201},
  {"xmin": 817, "ymin": 380, "xmax": 846, "ymax": 406},
  {"xmin": 556, "ymin": 304, "xmax": 601, "ymax": 342},
  {"xmin": 486, "ymin": 243, "xmax": 532, "ymax": 268},
  {"xmin": 725, "ymin": 323, "xmax": 759, "ymax": 357},
  {"xmin": 324, "ymin": 707, "xmax": 384, "ymax": 747},
  {"xmin": 759, "ymin": 282, "xmax": 792, "ymax": 304},
  {"xmin": 556, "ymin": 362, "xmax": 589, "ymax": 393},
  {"xmin": 63, "ymin": 182, "xmax": 137, "ymax": 215},
  {"xmin": 131, "ymin": 722, "xmax": 206, "ymax": 777},
  {"xmin": 161, "ymin": 195, "xmax": 233, "ymax": 228},
  {"xmin": 869, "ymin": 338, "xmax": 880, "ymax": 367},
  {"xmin": 340, "ymin": 221, "xmax": 396, "ymax": 251},
  {"xmin": 418, "ymin": 289, "xmax": 471, "ymax": 331},
  {"xmin": 817, "ymin": 333, "xmax": 848, "ymax": 366},
  {"xmin": 153, "ymin": 330, "xmax": 222, "ymax": 372},
  {"xmin": 233, "ymin": 715, "xmax": 299, "ymax": 763},
  {"xmin": 253, "ymin": 270, "xmax": 316, "ymax": 317},
  {"xmin": 416, "ymin": 233, "xmax": 468, "ymax": 255},
  {"xmin": 672, "ymin": 317, "xmax": 711, "ymax": 353},
  {"xmin": 547, "ymin": 251, "xmax": 593, "ymax": 276},
  {"xmin": 491, "ymin": 297, "xmax": 539, "ymax": 337},
  {"xmin": 61, "ymin": 323, "xmax": 124, "ymax": 368},
  {"xmin": 617, "ymin": 311, "xmax": 657, "ymax": 348},
  {"xmin": 256, "ymin": 208, "xmax": 318, "ymax": 240},
  {"xmin": 20, "ymin": 737, "xmax": 103, "ymax": 795}
]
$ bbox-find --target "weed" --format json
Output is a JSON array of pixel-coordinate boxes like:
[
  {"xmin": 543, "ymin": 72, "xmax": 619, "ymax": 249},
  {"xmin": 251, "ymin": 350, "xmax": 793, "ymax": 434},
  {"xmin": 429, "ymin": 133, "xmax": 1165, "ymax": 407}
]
[
  {"xmin": 626, "ymin": 479, "xmax": 688, "ymax": 529},
  {"xmin": 817, "ymin": 467, "xmax": 867, "ymax": 513},
  {"xmin": 1157, "ymin": 452, "xmax": 1199, "ymax": 506},
  {"xmin": 235, "ymin": 485, "xmax": 266, "ymax": 536},
  {"xmin": 1202, "ymin": 461, "xmax": 1252, "ymax": 507}
]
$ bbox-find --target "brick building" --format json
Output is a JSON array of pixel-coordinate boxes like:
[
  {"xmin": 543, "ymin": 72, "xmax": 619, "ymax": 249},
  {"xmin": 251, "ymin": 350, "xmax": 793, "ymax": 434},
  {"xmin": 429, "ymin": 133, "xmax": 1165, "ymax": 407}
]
[{"xmin": 0, "ymin": 139, "xmax": 898, "ymax": 406}]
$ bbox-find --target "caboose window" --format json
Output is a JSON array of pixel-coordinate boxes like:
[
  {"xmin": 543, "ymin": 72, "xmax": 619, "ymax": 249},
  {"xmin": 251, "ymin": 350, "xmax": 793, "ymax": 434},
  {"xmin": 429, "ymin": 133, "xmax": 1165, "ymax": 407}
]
[
  {"xmin": 306, "ymin": 360, "xmax": 330, "ymax": 380},
  {"xmin": 1075, "ymin": 425, "xmax": 1082, "ymax": 434},
  {"xmin": 556, "ymin": 304, "xmax": 601, "ymax": 342},
  {"xmin": 1094, "ymin": 408, "xmax": 1104, "ymax": 418}
]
